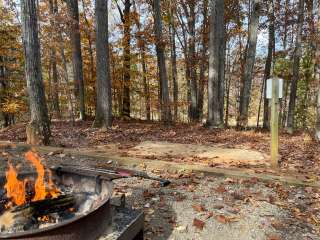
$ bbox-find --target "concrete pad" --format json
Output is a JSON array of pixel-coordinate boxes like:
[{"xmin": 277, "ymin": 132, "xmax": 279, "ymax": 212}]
[{"xmin": 128, "ymin": 141, "xmax": 268, "ymax": 167}]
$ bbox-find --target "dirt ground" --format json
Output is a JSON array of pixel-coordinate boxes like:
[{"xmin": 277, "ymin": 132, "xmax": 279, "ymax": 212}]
[
  {"xmin": 0, "ymin": 120, "xmax": 319, "ymax": 178},
  {"xmin": 0, "ymin": 146, "xmax": 319, "ymax": 240}
]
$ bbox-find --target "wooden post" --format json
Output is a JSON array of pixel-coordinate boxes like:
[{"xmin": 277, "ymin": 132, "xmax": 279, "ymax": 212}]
[{"xmin": 271, "ymin": 77, "xmax": 279, "ymax": 168}]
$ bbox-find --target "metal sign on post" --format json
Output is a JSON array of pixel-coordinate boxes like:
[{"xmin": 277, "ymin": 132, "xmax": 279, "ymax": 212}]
[{"xmin": 266, "ymin": 78, "xmax": 283, "ymax": 168}]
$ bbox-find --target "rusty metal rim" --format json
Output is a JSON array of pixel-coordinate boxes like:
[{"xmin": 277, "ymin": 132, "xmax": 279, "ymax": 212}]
[{"xmin": 0, "ymin": 171, "xmax": 111, "ymax": 239}]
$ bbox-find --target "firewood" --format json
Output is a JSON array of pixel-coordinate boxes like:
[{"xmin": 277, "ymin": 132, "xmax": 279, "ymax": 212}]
[{"xmin": 0, "ymin": 194, "xmax": 75, "ymax": 231}]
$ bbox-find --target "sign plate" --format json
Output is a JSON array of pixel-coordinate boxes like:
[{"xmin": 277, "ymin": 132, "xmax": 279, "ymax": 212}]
[{"xmin": 266, "ymin": 78, "xmax": 283, "ymax": 99}]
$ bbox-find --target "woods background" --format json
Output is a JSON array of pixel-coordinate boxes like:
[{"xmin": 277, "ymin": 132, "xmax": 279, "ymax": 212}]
[{"xmin": 0, "ymin": 0, "xmax": 319, "ymax": 144}]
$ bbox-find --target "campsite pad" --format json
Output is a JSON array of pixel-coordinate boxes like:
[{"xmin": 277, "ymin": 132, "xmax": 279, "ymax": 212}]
[{"xmin": 126, "ymin": 141, "xmax": 268, "ymax": 167}]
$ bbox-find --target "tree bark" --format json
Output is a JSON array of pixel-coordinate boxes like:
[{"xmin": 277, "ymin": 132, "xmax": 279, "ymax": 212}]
[
  {"xmin": 186, "ymin": 1, "xmax": 199, "ymax": 121},
  {"xmin": 262, "ymin": 0, "xmax": 275, "ymax": 129},
  {"xmin": 48, "ymin": 0, "xmax": 61, "ymax": 119},
  {"xmin": 169, "ymin": 1, "xmax": 178, "ymax": 121},
  {"xmin": 315, "ymin": 1, "xmax": 320, "ymax": 140},
  {"xmin": 153, "ymin": 0, "xmax": 171, "ymax": 124},
  {"xmin": 238, "ymin": 0, "xmax": 261, "ymax": 128},
  {"xmin": 21, "ymin": 0, "xmax": 51, "ymax": 145},
  {"xmin": 116, "ymin": 0, "xmax": 131, "ymax": 118},
  {"xmin": 286, "ymin": 0, "xmax": 305, "ymax": 133},
  {"xmin": 134, "ymin": 7, "xmax": 151, "ymax": 121},
  {"xmin": 198, "ymin": 0, "xmax": 209, "ymax": 121},
  {"xmin": 141, "ymin": 44, "xmax": 151, "ymax": 121},
  {"xmin": 207, "ymin": 0, "xmax": 225, "ymax": 128},
  {"xmin": 66, "ymin": 0, "xmax": 86, "ymax": 120},
  {"xmin": 93, "ymin": 0, "xmax": 112, "ymax": 128},
  {"xmin": 81, "ymin": 0, "xmax": 95, "ymax": 109}
]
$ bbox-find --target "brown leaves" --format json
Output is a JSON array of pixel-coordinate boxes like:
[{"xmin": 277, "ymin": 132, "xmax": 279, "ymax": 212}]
[
  {"xmin": 215, "ymin": 185, "xmax": 227, "ymax": 193},
  {"xmin": 267, "ymin": 234, "xmax": 281, "ymax": 240},
  {"xmin": 215, "ymin": 214, "xmax": 239, "ymax": 224},
  {"xmin": 193, "ymin": 218, "xmax": 205, "ymax": 230},
  {"xmin": 192, "ymin": 204, "xmax": 206, "ymax": 212}
]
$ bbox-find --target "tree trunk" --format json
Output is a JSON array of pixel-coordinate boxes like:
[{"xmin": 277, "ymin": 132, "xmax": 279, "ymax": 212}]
[
  {"xmin": 198, "ymin": 0, "xmax": 209, "ymax": 121},
  {"xmin": 21, "ymin": 0, "xmax": 51, "ymax": 145},
  {"xmin": 238, "ymin": 0, "xmax": 261, "ymax": 128},
  {"xmin": 315, "ymin": 1, "xmax": 320, "ymax": 140},
  {"xmin": 262, "ymin": 0, "xmax": 275, "ymax": 129},
  {"xmin": 187, "ymin": 2, "xmax": 198, "ymax": 121},
  {"xmin": 119, "ymin": 0, "xmax": 131, "ymax": 119},
  {"xmin": 48, "ymin": 0, "xmax": 61, "ymax": 119},
  {"xmin": 169, "ymin": 2, "xmax": 178, "ymax": 121},
  {"xmin": 58, "ymin": 33, "xmax": 75, "ymax": 125},
  {"xmin": 82, "ymin": 0, "xmax": 95, "ymax": 109},
  {"xmin": 93, "ymin": 0, "xmax": 112, "ymax": 128},
  {"xmin": 66, "ymin": 0, "xmax": 86, "ymax": 120},
  {"xmin": 141, "ymin": 44, "xmax": 150, "ymax": 121},
  {"xmin": 286, "ymin": 0, "xmax": 305, "ymax": 133},
  {"xmin": 153, "ymin": 0, "xmax": 171, "ymax": 124},
  {"xmin": 207, "ymin": 0, "xmax": 225, "ymax": 128},
  {"xmin": 135, "ymin": 9, "xmax": 151, "ymax": 121}
]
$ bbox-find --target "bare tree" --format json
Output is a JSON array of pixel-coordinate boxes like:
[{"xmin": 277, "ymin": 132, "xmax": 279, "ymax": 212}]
[
  {"xmin": 21, "ymin": 0, "xmax": 51, "ymax": 145},
  {"xmin": 153, "ymin": 0, "xmax": 171, "ymax": 124},
  {"xmin": 66, "ymin": 0, "xmax": 86, "ymax": 120},
  {"xmin": 238, "ymin": 0, "xmax": 261, "ymax": 128},
  {"xmin": 93, "ymin": 0, "xmax": 112, "ymax": 128},
  {"xmin": 207, "ymin": 0, "xmax": 225, "ymax": 127},
  {"xmin": 286, "ymin": 0, "xmax": 305, "ymax": 133}
]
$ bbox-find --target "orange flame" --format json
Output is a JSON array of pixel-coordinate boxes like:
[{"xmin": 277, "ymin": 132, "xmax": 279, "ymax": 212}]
[
  {"xmin": 4, "ymin": 151, "xmax": 60, "ymax": 206},
  {"xmin": 25, "ymin": 151, "xmax": 47, "ymax": 201},
  {"xmin": 4, "ymin": 164, "xmax": 27, "ymax": 206}
]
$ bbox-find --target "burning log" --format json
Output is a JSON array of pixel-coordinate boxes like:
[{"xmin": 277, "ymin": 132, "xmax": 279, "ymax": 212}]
[{"xmin": 0, "ymin": 194, "xmax": 75, "ymax": 232}]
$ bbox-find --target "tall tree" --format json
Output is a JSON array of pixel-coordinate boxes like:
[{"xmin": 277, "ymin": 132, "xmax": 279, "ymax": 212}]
[
  {"xmin": 169, "ymin": 0, "xmax": 178, "ymax": 121},
  {"xmin": 93, "ymin": 0, "xmax": 112, "ymax": 128},
  {"xmin": 238, "ymin": 0, "xmax": 261, "ymax": 128},
  {"xmin": 48, "ymin": 0, "xmax": 61, "ymax": 119},
  {"xmin": 133, "ymin": 3, "xmax": 151, "ymax": 121},
  {"xmin": 286, "ymin": 0, "xmax": 305, "ymax": 133},
  {"xmin": 21, "ymin": 0, "xmax": 51, "ymax": 145},
  {"xmin": 153, "ymin": 0, "xmax": 171, "ymax": 124},
  {"xmin": 262, "ymin": 0, "xmax": 275, "ymax": 129},
  {"xmin": 207, "ymin": 0, "xmax": 225, "ymax": 127},
  {"xmin": 181, "ymin": 0, "xmax": 198, "ymax": 121},
  {"xmin": 66, "ymin": 0, "xmax": 86, "ymax": 120},
  {"xmin": 198, "ymin": 0, "xmax": 209, "ymax": 120},
  {"xmin": 315, "ymin": 0, "xmax": 320, "ymax": 140},
  {"xmin": 116, "ymin": 0, "xmax": 131, "ymax": 118}
]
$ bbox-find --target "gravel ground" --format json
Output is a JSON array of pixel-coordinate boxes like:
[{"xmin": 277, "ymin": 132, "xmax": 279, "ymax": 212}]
[{"xmin": 0, "ymin": 146, "xmax": 319, "ymax": 240}]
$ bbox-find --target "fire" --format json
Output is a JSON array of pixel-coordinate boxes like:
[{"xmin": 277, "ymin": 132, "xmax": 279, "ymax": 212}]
[
  {"xmin": 25, "ymin": 151, "xmax": 46, "ymax": 201},
  {"xmin": 4, "ymin": 164, "xmax": 27, "ymax": 206},
  {"xmin": 4, "ymin": 151, "xmax": 60, "ymax": 206}
]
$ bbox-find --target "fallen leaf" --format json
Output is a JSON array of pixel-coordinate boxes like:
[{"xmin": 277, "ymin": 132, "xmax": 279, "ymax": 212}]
[
  {"xmin": 215, "ymin": 185, "xmax": 227, "ymax": 193},
  {"xmin": 193, "ymin": 218, "xmax": 205, "ymax": 230},
  {"xmin": 215, "ymin": 214, "xmax": 239, "ymax": 224},
  {"xmin": 267, "ymin": 234, "xmax": 281, "ymax": 240},
  {"xmin": 192, "ymin": 204, "xmax": 206, "ymax": 212}
]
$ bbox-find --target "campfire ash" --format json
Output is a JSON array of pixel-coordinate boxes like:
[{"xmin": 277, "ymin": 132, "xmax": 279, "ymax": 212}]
[{"xmin": 0, "ymin": 151, "xmax": 109, "ymax": 235}]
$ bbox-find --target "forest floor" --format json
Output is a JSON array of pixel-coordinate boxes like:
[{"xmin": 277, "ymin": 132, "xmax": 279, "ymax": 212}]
[
  {"xmin": 0, "ymin": 146, "xmax": 319, "ymax": 240},
  {"xmin": 0, "ymin": 119, "xmax": 319, "ymax": 179}
]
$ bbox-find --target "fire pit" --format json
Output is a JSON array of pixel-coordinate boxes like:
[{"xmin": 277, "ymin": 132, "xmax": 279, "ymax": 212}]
[{"xmin": 0, "ymin": 151, "xmax": 146, "ymax": 240}]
